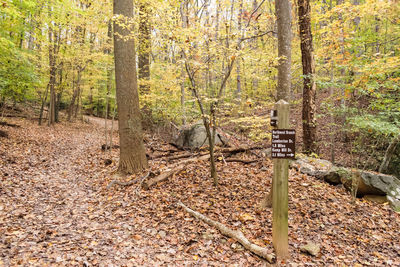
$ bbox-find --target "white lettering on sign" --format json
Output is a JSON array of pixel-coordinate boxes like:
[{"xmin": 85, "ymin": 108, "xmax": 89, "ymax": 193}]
[{"xmin": 271, "ymin": 129, "xmax": 296, "ymax": 159}]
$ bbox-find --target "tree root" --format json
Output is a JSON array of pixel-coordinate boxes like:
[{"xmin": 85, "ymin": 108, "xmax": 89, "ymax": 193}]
[
  {"xmin": 177, "ymin": 202, "xmax": 275, "ymax": 263},
  {"xmin": 107, "ymin": 171, "xmax": 150, "ymax": 189}
]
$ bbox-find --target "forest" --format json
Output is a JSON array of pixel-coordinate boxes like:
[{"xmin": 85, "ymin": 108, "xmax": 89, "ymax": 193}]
[{"xmin": 1, "ymin": 0, "xmax": 400, "ymax": 265}]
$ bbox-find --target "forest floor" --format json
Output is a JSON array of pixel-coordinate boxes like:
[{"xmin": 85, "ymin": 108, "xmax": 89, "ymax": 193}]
[{"xmin": 1, "ymin": 117, "xmax": 400, "ymax": 266}]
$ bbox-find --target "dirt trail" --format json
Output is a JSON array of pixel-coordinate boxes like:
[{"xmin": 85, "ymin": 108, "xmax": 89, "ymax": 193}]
[{"xmin": 0, "ymin": 120, "xmax": 157, "ymax": 266}]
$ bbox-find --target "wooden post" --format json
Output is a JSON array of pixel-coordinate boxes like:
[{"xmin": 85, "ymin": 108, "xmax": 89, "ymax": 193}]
[{"xmin": 272, "ymin": 99, "xmax": 289, "ymax": 259}]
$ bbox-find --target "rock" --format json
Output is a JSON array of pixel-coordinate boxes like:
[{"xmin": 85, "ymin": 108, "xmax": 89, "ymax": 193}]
[
  {"xmin": 340, "ymin": 170, "xmax": 400, "ymax": 211},
  {"xmin": 158, "ymin": 230, "xmax": 167, "ymax": 238},
  {"xmin": 363, "ymin": 195, "xmax": 388, "ymax": 204},
  {"xmin": 291, "ymin": 155, "xmax": 400, "ymax": 211},
  {"xmin": 174, "ymin": 120, "xmax": 228, "ymax": 149},
  {"xmin": 291, "ymin": 155, "xmax": 341, "ymax": 184},
  {"xmin": 300, "ymin": 242, "xmax": 320, "ymax": 256},
  {"xmin": 231, "ymin": 242, "xmax": 244, "ymax": 251},
  {"xmin": 167, "ymin": 248, "xmax": 176, "ymax": 254},
  {"xmin": 261, "ymin": 148, "xmax": 272, "ymax": 158},
  {"xmin": 201, "ymin": 230, "xmax": 213, "ymax": 240},
  {"xmin": 260, "ymin": 166, "xmax": 268, "ymax": 171}
]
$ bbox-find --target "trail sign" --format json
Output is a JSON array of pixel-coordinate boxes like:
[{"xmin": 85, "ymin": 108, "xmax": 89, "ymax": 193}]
[{"xmin": 271, "ymin": 129, "xmax": 296, "ymax": 159}]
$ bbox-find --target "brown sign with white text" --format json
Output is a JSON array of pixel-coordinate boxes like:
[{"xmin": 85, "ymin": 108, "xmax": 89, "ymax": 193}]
[{"xmin": 271, "ymin": 129, "xmax": 296, "ymax": 159}]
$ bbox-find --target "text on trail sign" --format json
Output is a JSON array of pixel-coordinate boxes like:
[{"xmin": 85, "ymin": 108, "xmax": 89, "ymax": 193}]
[{"xmin": 271, "ymin": 129, "xmax": 296, "ymax": 159}]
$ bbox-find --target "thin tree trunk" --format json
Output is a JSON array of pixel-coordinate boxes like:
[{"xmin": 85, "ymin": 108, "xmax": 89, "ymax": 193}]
[
  {"xmin": 180, "ymin": 0, "xmax": 189, "ymax": 125},
  {"xmin": 48, "ymin": 26, "xmax": 57, "ymax": 126},
  {"xmin": 38, "ymin": 84, "xmax": 50, "ymax": 125},
  {"xmin": 275, "ymin": 0, "xmax": 292, "ymax": 101},
  {"xmin": 236, "ymin": 0, "xmax": 244, "ymax": 99},
  {"xmin": 138, "ymin": 3, "xmax": 151, "ymax": 96},
  {"xmin": 55, "ymin": 63, "xmax": 63, "ymax": 122},
  {"xmin": 379, "ymin": 134, "xmax": 400, "ymax": 174},
  {"xmin": 109, "ymin": 102, "xmax": 117, "ymax": 155}
]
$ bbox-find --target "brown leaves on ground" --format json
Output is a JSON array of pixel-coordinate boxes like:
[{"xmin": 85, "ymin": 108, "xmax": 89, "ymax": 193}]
[{"xmin": 0, "ymin": 117, "xmax": 399, "ymax": 266}]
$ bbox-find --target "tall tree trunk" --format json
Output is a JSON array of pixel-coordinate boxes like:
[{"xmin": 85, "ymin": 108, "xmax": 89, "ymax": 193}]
[
  {"xmin": 68, "ymin": 69, "xmax": 82, "ymax": 121},
  {"xmin": 260, "ymin": 0, "xmax": 292, "ymax": 210},
  {"xmin": 55, "ymin": 63, "xmax": 63, "ymax": 122},
  {"xmin": 48, "ymin": 26, "xmax": 57, "ymax": 126},
  {"xmin": 138, "ymin": 3, "xmax": 151, "ymax": 96},
  {"xmin": 298, "ymin": 0, "xmax": 317, "ymax": 153},
  {"xmin": 275, "ymin": 0, "xmax": 292, "ymax": 101},
  {"xmin": 236, "ymin": 0, "xmax": 244, "ymax": 99},
  {"xmin": 180, "ymin": 0, "xmax": 189, "ymax": 125},
  {"xmin": 113, "ymin": 0, "xmax": 148, "ymax": 174}
]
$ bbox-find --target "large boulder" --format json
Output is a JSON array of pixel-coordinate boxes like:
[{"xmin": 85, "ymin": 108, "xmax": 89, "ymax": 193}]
[
  {"xmin": 340, "ymin": 170, "xmax": 400, "ymax": 211},
  {"xmin": 291, "ymin": 155, "xmax": 400, "ymax": 211},
  {"xmin": 290, "ymin": 155, "xmax": 341, "ymax": 184},
  {"xmin": 174, "ymin": 121, "xmax": 228, "ymax": 149}
]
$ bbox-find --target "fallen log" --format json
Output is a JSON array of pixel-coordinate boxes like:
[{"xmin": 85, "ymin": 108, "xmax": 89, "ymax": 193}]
[
  {"xmin": 220, "ymin": 146, "xmax": 263, "ymax": 155},
  {"xmin": 142, "ymin": 146, "xmax": 264, "ymax": 189},
  {"xmin": 163, "ymin": 146, "xmax": 263, "ymax": 161},
  {"xmin": 224, "ymin": 158, "xmax": 258, "ymax": 164},
  {"xmin": 177, "ymin": 202, "xmax": 275, "ymax": 263},
  {"xmin": 166, "ymin": 152, "xmax": 197, "ymax": 161},
  {"xmin": 0, "ymin": 121, "xmax": 20, "ymax": 128},
  {"xmin": 142, "ymin": 154, "xmax": 210, "ymax": 190}
]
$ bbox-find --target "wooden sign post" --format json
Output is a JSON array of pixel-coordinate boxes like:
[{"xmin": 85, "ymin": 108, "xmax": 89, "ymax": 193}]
[{"xmin": 272, "ymin": 100, "xmax": 291, "ymax": 259}]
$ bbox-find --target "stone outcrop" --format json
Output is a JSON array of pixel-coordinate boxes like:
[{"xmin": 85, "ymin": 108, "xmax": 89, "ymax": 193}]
[
  {"xmin": 174, "ymin": 121, "xmax": 228, "ymax": 149},
  {"xmin": 291, "ymin": 155, "xmax": 400, "ymax": 211},
  {"xmin": 290, "ymin": 156, "xmax": 341, "ymax": 184}
]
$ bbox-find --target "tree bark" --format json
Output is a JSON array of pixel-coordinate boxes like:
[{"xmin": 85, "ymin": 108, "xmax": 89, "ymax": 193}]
[
  {"xmin": 138, "ymin": 3, "xmax": 151, "ymax": 96},
  {"xmin": 113, "ymin": 0, "xmax": 148, "ymax": 174},
  {"xmin": 260, "ymin": 0, "xmax": 292, "ymax": 232},
  {"xmin": 235, "ymin": 0, "xmax": 244, "ymax": 99},
  {"xmin": 298, "ymin": 0, "xmax": 317, "ymax": 153},
  {"xmin": 275, "ymin": 0, "xmax": 292, "ymax": 101},
  {"xmin": 379, "ymin": 134, "xmax": 400, "ymax": 174},
  {"xmin": 47, "ymin": 24, "xmax": 57, "ymax": 126},
  {"xmin": 38, "ymin": 84, "xmax": 49, "ymax": 126}
]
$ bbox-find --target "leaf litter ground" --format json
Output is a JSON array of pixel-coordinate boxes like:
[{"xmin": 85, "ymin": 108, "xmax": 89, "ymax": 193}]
[{"xmin": 0, "ymin": 118, "xmax": 399, "ymax": 266}]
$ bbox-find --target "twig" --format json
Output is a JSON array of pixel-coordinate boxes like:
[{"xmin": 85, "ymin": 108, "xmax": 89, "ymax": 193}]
[
  {"xmin": 246, "ymin": 0, "xmax": 266, "ymax": 27},
  {"xmin": 135, "ymin": 171, "xmax": 151, "ymax": 195},
  {"xmin": 221, "ymin": 153, "xmax": 227, "ymax": 165}
]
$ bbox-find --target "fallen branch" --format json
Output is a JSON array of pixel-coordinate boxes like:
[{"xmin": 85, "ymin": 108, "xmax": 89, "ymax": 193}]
[
  {"xmin": 164, "ymin": 145, "xmax": 262, "ymax": 161},
  {"xmin": 166, "ymin": 152, "xmax": 197, "ymax": 161},
  {"xmin": 220, "ymin": 146, "xmax": 263, "ymax": 155},
  {"xmin": 0, "ymin": 121, "xmax": 20, "ymax": 128},
  {"xmin": 142, "ymin": 154, "xmax": 210, "ymax": 190},
  {"xmin": 224, "ymin": 158, "xmax": 259, "ymax": 164},
  {"xmin": 177, "ymin": 202, "xmax": 275, "ymax": 263}
]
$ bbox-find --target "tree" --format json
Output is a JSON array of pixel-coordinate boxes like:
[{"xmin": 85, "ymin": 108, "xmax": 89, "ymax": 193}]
[
  {"xmin": 298, "ymin": 0, "xmax": 317, "ymax": 153},
  {"xmin": 275, "ymin": 0, "xmax": 291, "ymax": 101},
  {"xmin": 138, "ymin": 1, "xmax": 151, "ymax": 96},
  {"xmin": 260, "ymin": 0, "xmax": 292, "ymax": 211},
  {"xmin": 113, "ymin": 0, "xmax": 148, "ymax": 174}
]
